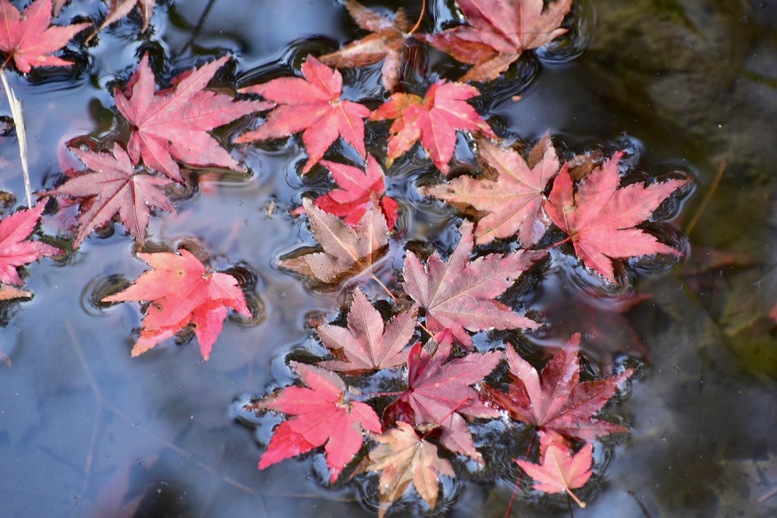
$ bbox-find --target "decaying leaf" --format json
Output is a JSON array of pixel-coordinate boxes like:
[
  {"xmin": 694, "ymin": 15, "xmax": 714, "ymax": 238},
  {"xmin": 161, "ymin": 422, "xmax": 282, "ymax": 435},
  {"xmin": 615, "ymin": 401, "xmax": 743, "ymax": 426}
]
[
  {"xmin": 402, "ymin": 221, "xmax": 543, "ymax": 348},
  {"xmin": 280, "ymin": 199, "xmax": 388, "ymax": 284}
]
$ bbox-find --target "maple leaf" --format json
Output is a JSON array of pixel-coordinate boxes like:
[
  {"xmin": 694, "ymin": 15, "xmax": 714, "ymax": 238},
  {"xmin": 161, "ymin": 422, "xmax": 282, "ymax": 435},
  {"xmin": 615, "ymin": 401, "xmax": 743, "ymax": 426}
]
[
  {"xmin": 421, "ymin": 0, "xmax": 573, "ymax": 82},
  {"xmin": 545, "ymin": 152, "xmax": 687, "ymax": 283},
  {"xmin": 256, "ymin": 361, "xmax": 382, "ymax": 483},
  {"xmin": 50, "ymin": 143, "xmax": 174, "ymax": 247},
  {"xmin": 515, "ymin": 433, "xmax": 593, "ymax": 508},
  {"xmin": 235, "ymin": 56, "xmax": 371, "ymax": 174},
  {"xmin": 0, "ymin": 284, "xmax": 31, "ymax": 301},
  {"xmin": 402, "ymin": 221, "xmax": 543, "ymax": 348},
  {"xmin": 102, "ymin": 249, "xmax": 251, "ymax": 360},
  {"xmin": 422, "ymin": 134, "xmax": 560, "ymax": 245},
  {"xmin": 100, "ymin": 0, "xmax": 156, "ymax": 33},
  {"xmin": 319, "ymin": 0, "xmax": 411, "ymax": 92},
  {"xmin": 115, "ymin": 54, "xmax": 270, "ymax": 182},
  {"xmin": 309, "ymin": 155, "xmax": 399, "ymax": 230},
  {"xmin": 317, "ymin": 288, "xmax": 418, "ymax": 373},
  {"xmin": 482, "ymin": 333, "xmax": 632, "ymax": 441},
  {"xmin": 356, "ymin": 421, "xmax": 454, "ymax": 517},
  {"xmin": 0, "ymin": 0, "xmax": 90, "ymax": 73},
  {"xmin": 395, "ymin": 330, "xmax": 502, "ymax": 461},
  {"xmin": 370, "ymin": 80, "xmax": 495, "ymax": 174},
  {"xmin": 280, "ymin": 199, "xmax": 388, "ymax": 284},
  {"xmin": 0, "ymin": 200, "xmax": 61, "ymax": 286}
]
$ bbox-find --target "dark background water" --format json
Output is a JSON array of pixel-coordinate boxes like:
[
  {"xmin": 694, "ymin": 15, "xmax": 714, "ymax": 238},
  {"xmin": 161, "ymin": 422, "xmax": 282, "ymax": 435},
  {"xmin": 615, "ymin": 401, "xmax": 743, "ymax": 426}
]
[{"xmin": 1, "ymin": 0, "xmax": 777, "ymax": 516}]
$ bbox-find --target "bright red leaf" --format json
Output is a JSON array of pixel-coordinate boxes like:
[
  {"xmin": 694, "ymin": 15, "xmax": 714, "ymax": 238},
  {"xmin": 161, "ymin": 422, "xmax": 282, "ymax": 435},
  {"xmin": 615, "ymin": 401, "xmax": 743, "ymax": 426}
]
[
  {"xmin": 515, "ymin": 433, "xmax": 593, "ymax": 508},
  {"xmin": 102, "ymin": 249, "xmax": 251, "ymax": 360},
  {"xmin": 422, "ymin": 134, "xmax": 560, "ymax": 245},
  {"xmin": 0, "ymin": 200, "xmax": 61, "ymax": 286},
  {"xmin": 256, "ymin": 361, "xmax": 382, "ymax": 483},
  {"xmin": 545, "ymin": 152, "xmax": 687, "ymax": 283},
  {"xmin": 370, "ymin": 80, "xmax": 495, "ymax": 174},
  {"xmin": 396, "ymin": 330, "xmax": 502, "ymax": 461},
  {"xmin": 0, "ymin": 0, "xmax": 90, "ymax": 73},
  {"xmin": 115, "ymin": 54, "xmax": 270, "ymax": 182},
  {"xmin": 356, "ymin": 421, "xmax": 454, "ymax": 517},
  {"xmin": 280, "ymin": 199, "xmax": 388, "ymax": 284},
  {"xmin": 317, "ymin": 288, "xmax": 417, "ymax": 373},
  {"xmin": 402, "ymin": 221, "xmax": 544, "ymax": 348},
  {"xmin": 311, "ymin": 155, "xmax": 399, "ymax": 229},
  {"xmin": 99, "ymin": 0, "xmax": 156, "ymax": 33},
  {"xmin": 319, "ymin": 0, "xmax": 411, "ymax": 91},
  {"xmin": 51, "ymin": 143, "xmax": 174, "ymax": 247},
  {"xmin": 483, "ymin": 333, "xmax": 632, "ymax": 441},
  {"xmin": 236, "ymin": 56, "xmax": 371, "ymax": 174},
  {"xmin": 421, "ymin": 0, "xmax": 573, "ymax": 82}
]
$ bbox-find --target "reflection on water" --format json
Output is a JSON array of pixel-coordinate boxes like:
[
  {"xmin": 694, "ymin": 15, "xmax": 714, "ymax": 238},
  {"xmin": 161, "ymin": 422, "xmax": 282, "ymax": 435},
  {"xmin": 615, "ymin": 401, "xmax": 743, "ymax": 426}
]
[{"xmin": 0, "ymin": 0, "xmax": 776, "ymax": 516}]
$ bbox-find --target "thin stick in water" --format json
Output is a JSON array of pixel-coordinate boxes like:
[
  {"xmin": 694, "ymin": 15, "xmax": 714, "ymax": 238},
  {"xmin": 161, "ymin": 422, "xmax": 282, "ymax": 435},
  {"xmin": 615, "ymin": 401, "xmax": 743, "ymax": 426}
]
[{"xmin": 0, "ymin": 69, "xmax": 32, "ymax": 207}]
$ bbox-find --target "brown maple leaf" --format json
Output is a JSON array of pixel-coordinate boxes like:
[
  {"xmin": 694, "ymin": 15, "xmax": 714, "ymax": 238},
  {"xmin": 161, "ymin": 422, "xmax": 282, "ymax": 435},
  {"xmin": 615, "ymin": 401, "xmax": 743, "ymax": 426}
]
[
  {"xmin": 50, "ymin": 143, "xmax": 174, "ymax": 247},
  {"xmin": 482, "ymin": 333, "xmax": 632, "ymax": 441},
  {"xmin": 319, "ymin": 0, "xmax": 411, "ymax": 91},
  {"xmin": 99, "ymin": 0, "xmax": 156, "ymax": 33},
  {"xmin": 370, "ymin": 80, "xmax": 495, "ymax": 174},
  {"xmin": 545, "ymin": 152, "xmax": 687, "ymax": 283},
  {"xmin": 356, "ymin": 421, "xmax": 454, "ymax": 517},
  {"xmin": 402, "ymin": 221, "xmax": 544, "ymax": 348},
  {"xmin": 115, "ymin": 54, "xmax": 270, "ymax": 182},
  {"xmin": 0, "ymin": 0, "xmax": 90, "ymax": 74},
  {"xmin": 317, "ymin": 288, "xmax": 418, "ymax": 373},
  {"xmin": 236, "ymin": 56, "xmax": 371, "ymax": 174},
  {"xmin": 421, "ymin": 0, "xmax": 573, "ymax": 82},
  {"xmin": 422, "ymin": 134, "xmax": 560, "ymax": 245},
  {"xmin": 280, "ymin": 199, "xmax": 388, "ymax": 284}
]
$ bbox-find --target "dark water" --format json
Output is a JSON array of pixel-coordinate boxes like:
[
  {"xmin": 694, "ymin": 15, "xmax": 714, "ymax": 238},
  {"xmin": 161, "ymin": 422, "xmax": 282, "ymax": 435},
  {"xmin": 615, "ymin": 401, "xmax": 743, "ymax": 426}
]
[{"xmin": 1, "ymin": 0, "xmax": 777, "ymax": 516}]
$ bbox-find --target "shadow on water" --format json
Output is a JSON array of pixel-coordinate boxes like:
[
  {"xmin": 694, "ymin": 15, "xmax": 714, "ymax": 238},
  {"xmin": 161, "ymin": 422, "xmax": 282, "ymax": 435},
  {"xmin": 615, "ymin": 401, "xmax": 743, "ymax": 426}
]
[{"xmin": 1, "ymin": 0, "xmax": 777, "ymax": 516}]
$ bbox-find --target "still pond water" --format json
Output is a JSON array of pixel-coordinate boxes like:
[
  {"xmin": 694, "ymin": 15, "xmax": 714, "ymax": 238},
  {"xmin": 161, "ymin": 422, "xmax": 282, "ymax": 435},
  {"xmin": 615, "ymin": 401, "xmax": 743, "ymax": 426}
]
[{"xmin": 1, "ymin": 0, "xmax": 777, "ymax": 516}]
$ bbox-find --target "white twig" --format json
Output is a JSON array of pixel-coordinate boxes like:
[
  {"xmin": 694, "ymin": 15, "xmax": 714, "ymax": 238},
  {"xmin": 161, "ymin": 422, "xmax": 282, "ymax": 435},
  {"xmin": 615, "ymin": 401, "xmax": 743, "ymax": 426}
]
[{"xmin": 0, "ymin": 69, "xmax": 32, "ymax": 207}]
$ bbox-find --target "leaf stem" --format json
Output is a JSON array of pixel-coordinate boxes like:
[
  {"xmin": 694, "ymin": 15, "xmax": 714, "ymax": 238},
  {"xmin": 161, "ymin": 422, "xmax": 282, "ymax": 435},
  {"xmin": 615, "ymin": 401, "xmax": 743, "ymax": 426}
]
[
  {"xmin": 684, "ymin": 159, "xmax": 726, "ymax": 236},
  {"xmin": 407, "ymin": 0, "xmax": 426, "ymax": 36},
  {"xmin": 566, "ymin": 487, "xmax": 586, "ymax": 508},
  {"xmin": 0, "ymin": 68, "xmax": 32, "ymax": 206}
]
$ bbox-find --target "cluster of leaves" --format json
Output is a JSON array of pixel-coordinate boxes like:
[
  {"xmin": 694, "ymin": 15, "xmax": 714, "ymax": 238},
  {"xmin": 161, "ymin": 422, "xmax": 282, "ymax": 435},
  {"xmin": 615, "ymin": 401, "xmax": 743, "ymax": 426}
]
[{"xmin": 0, "ymin": 0, "xmax": 692, "ymax": 515}]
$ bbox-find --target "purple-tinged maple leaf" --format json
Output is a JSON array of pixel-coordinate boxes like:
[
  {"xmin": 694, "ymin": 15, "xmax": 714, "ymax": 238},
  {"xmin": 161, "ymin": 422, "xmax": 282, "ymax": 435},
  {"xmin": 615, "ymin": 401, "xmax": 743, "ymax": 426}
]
[
  {"xmin": 370, "ymin": 80, "xmax": 496, "ymax": 174},
  {"xmin": 395, "ymin": 330, "xmax": 502, "ymax": 462},
  {"xmin": 483, "ymin": 333, "xmax": 632, "ymax": 441},
  {"xmin": 402, "ymin": 221, "xmax": 543, "ymax": 348},
  {"xmin": 253, "ymin": 361, "xmax": 382, "ymax": 483},
  {"xmin": 422, "ymin": 134, "xmax": 560, "ymax": 245},
  {"xmin": 236, "ymin": 56, "xmax": 371, "ymax": 174},
  {"xmin": 50, "ymin": 143, "xmax": 174, "ymax": 247},
  {"xmin": 0, "ymin": 0, "xmax": 90, "ymax": 73},
  {"xmin": 319, "ymin": 0, "xmax": 411, "ymax": 91},
  {"xmin": 0, "ymin": 200, "xmax": 61, "ymax": 286},
  {"xmin": 420, "ymin": 0, "xmax": 573, "ymax": 82},
  {"xmin": 114, "ymin": 54, "xmax": 270, "ymax": 182},
  {"xmin": 545, "ymin": 152, "xmax": 687, "ymax": 283},
  {"xmin": 317, "ymin": 288, "xmax": 417, "ymax": 373}
]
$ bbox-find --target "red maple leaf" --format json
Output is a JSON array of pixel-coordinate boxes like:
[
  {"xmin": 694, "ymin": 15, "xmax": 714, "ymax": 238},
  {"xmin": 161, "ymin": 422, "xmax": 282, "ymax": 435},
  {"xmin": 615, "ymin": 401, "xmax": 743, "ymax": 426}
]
[
  {"xmin": 115, "ymin": 54, "xmax": 270, "ymax": 182},
  {"xmin": 395, "ymin": 330, "xmax": 502, "ymax": 461},
  {"xmin": 310, "ymin": 155, "xmax": 399, "ymax": 230},
  {"xmin": 421, "ymin": 134, "xmax": 560, "ymax": 245},
  {"xmin": 255, "ymin": 361, "xmax": 382, "ymax": 483},
  {"xmin": 370, "ymin": 80, "xmax": 495, "ymax": 174},
  {"xmin": 515, "ymin": 433, "xmax": 593, "ymax": 508},
  {"xmin": 0, "ymin": 0, "xmax": 90, "ymax": 73},
  {"xmin": 545, "ymin": 152, "xmax": 687, "ymax": 283},
  {"xmin": 0, "ymin": 200, "xmax": 61, "ymax": 286},
  {"xmin": 50, "ymin": 143, "xmax": 174, "ymax": 247},
  {"xmin": 356, "ymin": 421, "xmax": 454, "ymax": 516},
  {"xmin": 402, "ymin": 221, "xmax": 544, "ymax": 348},
  {"xmin": 236, "ymin": 56, "xmax": 371, "ymax": 174},
  {"xmin": 482, "ymin": 333, "xmax": 632, "ymax": 441},
  {"xmin": 317, "ymin": 287, "xmax": 418, "ymax": 373},
  {"xmin": 319, "ymin": 0, "xmax": 411, "ymax": 91},
  {"xmin": 421, "ymin": 0, "xmax": 573, "ymax": 82},
  {"xmin": 99, "ymin": 0, "xmax": 156, "ymax": 33},
  {"xmin": 102, "ymin": 249, "xmax": 251, "ymax": 360}
]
